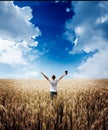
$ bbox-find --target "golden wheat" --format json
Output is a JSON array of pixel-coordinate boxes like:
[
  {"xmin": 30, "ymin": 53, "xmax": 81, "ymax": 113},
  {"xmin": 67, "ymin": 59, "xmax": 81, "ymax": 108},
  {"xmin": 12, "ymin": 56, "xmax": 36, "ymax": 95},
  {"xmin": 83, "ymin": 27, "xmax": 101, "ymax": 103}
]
[{"xmin": 0, "ymin": 79, "xmax": 108, "ymax": 130}]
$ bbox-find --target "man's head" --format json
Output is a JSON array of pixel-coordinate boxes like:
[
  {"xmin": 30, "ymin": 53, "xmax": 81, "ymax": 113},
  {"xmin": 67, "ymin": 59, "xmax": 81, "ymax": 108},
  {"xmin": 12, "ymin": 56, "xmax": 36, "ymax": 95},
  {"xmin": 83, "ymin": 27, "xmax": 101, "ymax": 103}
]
[{"xmin": 52, "ymin": 75, "xmax": 56, "ymax": 80}]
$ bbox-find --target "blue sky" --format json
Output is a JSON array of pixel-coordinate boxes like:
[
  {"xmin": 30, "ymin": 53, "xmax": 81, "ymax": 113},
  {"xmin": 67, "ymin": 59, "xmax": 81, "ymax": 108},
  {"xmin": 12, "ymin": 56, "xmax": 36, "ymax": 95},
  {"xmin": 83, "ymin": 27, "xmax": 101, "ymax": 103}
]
[{"xmin": 0, "ymin": 1, "xmax": 108, "ymax": 79}]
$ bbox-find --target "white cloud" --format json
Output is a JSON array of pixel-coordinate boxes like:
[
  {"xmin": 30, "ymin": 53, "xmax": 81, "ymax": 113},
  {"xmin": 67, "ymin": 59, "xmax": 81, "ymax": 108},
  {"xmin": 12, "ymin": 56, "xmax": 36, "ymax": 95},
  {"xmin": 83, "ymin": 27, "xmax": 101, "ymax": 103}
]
[
  {"xmin": 73, "ymin": 49, "xmax": 108, "ymax": 78},
  {"xmin": 0, "ymin": 1, "xmax": 41, "ymax": 41},
  {"xmin": 64, "ymin": 1, "xmax": 108, "ymax": 78},
  {"xmin": 66, "ymin": 8, "xmax": 71, "ymax": 12},
  {"xmin": 24, "ymin": 71, "xmax": 38, "ymax": 78},
  {"xmin": 96, "ymin": 14, "xmax": 108, "ymax": 24},
  {"xmin": 0, "ymin": 1, "xmax": 42, "ymax": 78},
  {"xmin": 19, "ymin": 65, "xmax": 39, "ymax": 79},
  {"xmin": 4, "ymin": 71, "xmax": 38, "ymax": 79},
  {"xmin": 0, "ymin": 38, "xmax": 28, "ymax": 65},
  {"xmin": 55, "ymin": 0, "xmax": 66, "ymax": 3},
  {"xmin": 0, "ymin": 63, "xmax": 40, "ymax": 79},
  {"xmin": 0, "ymin": 1, "xmax": 41, "ymax": 65},
  {"xmin": 17, "ymin": 71, "xmax": 38, "ymax": 79},
  {"xmin": 74, "ymin": 37, "xmax": 79, "ymax": 46}
]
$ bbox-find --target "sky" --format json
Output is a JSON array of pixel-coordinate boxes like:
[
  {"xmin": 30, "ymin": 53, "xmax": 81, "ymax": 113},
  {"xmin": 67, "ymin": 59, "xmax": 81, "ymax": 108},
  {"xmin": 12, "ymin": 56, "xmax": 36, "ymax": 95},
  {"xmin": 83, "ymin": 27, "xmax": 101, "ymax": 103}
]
[{"xmin": 0, "ymin": 1, "xmax": 108, "ymax": 79}]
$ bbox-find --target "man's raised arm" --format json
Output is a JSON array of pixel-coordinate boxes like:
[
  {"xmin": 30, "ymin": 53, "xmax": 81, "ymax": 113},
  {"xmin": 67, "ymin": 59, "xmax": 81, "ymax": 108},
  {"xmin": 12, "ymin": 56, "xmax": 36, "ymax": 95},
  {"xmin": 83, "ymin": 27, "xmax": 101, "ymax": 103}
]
[
  {"xmin": 58, "ymin": 71, "xmax": 68, "ymax": 81},
  {"xmin": 41, "ymin": 72, "xmax": 49, "ymax": 81},
  {"xmin": 58, "ymin": 74, "xmax": 66, "ymax": 81}
]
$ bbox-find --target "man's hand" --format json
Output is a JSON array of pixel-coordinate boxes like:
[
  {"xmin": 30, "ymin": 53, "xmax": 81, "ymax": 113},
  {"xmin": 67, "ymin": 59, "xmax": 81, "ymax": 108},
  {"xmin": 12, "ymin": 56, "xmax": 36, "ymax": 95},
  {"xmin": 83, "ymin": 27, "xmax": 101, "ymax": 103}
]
[{"xmin": 65, "ymin": 70, "xmax": 68, "ymax": 75}]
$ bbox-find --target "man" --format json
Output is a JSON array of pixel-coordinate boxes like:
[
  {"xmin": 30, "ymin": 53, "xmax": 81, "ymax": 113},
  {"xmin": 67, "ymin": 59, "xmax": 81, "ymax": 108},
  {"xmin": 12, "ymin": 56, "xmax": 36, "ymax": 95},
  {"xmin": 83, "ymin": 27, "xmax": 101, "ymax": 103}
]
[{"xmin": 41, "ymin": 71, "xmax": 68, "ymax": 99}]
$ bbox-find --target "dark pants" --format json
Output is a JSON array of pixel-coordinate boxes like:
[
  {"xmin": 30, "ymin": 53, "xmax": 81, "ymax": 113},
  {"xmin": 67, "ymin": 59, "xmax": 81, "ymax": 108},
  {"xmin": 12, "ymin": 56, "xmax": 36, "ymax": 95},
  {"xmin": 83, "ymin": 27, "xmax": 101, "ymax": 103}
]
[{"xmin": 50, "ymin": 92, "xmax": 57, "ymax": 99}]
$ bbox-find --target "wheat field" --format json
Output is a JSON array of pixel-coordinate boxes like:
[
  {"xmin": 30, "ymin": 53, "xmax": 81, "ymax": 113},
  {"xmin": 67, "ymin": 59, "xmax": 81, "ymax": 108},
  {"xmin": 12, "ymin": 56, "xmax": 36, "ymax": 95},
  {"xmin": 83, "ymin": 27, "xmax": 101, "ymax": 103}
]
[{"xmin": 0, "ymin": 79, "xmax": 108, "ymax": 130}]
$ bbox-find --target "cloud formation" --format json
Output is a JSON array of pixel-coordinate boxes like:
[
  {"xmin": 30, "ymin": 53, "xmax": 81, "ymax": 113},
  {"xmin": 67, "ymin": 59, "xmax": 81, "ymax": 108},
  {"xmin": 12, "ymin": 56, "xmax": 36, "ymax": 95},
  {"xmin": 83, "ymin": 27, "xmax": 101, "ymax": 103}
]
[
  {"xmin": 0, "ymin": 38, "xmax": 27, "ymax": 65},
  {"xmin": 65, "ymin": 1, "xmax": 108, "ymax": 78},
  {"xmin": 0, "ymin": 1, "xmax": 41, "ymax": 65}
]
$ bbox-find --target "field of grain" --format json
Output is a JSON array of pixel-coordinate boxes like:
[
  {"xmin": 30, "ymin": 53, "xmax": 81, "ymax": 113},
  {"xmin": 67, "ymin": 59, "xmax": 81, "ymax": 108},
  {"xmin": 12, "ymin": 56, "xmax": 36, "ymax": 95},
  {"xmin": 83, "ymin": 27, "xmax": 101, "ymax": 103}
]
[{"xmin": 0, "ymin": 79, "xmax": 108, "ymax": 130}]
